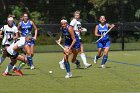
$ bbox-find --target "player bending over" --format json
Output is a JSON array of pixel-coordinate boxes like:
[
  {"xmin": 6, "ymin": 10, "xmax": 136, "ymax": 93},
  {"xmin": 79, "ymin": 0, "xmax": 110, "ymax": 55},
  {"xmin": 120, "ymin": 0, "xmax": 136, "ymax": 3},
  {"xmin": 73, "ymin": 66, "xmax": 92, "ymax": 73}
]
[
  {"xmin": 2, "ymin": 35, "xmax": 32, "ymax": 76},
  {"xmin": 94, "ymin": 16, "xmax": 115, "ymax": 68},
  {"xmin": 57, "ymin": 18, "xmax": 80, "ymax": 78}
]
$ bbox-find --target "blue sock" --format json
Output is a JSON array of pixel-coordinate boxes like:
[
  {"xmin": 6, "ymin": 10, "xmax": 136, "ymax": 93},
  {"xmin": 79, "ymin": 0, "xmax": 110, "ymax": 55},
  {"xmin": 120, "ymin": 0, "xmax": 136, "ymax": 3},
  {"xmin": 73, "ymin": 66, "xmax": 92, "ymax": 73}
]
[
  {"xmin": 101, "ymin": 55, "xmax": 108, "ymax": 65},
  {"xmin": 75, "ymin": 60, "xmax": 80, "ymax": 65},
  {"xmin": 64, "ymin": 62, "xmax": 70, "ymax": 73},
  {"xmin": 27, "ymin": 56, "xmax": 33, "ymax": 67},
  {"xmin": 96, "ymin": 55, "xmax": 100, "ymax": 60}
]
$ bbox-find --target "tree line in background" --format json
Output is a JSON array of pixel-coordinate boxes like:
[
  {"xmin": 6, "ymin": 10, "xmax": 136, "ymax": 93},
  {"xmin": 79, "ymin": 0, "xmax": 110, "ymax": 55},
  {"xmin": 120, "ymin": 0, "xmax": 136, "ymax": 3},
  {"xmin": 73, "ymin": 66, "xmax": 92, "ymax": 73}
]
[
  {"xmin": 0, "ymin": 0, "xmax": 140, "ymax": 45},
  {"xmin": 0, "ymin": 0, "xmax": 140, "ymax": 25}
]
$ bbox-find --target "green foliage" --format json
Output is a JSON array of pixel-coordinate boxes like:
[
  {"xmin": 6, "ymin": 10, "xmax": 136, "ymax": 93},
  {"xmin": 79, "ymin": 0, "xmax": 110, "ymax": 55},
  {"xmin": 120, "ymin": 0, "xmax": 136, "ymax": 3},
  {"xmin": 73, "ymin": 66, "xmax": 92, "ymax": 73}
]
[
  {"xmin": 35, "ymin": 35, "xmax": 56, "ymax": 45},
  {"xmin": 88, "ymin": 0, "xmax": 107, "ymax": 22},
  {"xmin": 11, "ymin": 6, "xmax": 22, "ymax": 19},
  {"xmin": 88, "ymin": 0, "xmax": 107, "ymax": 9},
  {"xmin": 30, "ymin": 11, "xmax": 44, "ymax": 24},
  {"xmin": 11, "ymin": 6, "xmax": 44, "ymax": 24},
  {"xmin": 135, "ymin": 9, "xmax": 140, "ymax": 19},
  {"xmin": 11, "ymin": 6, "xmax": 23, "ymax": 23},
  {"xmin": 0, "ymin": 0, "xmax": 140, "ymax": 24},
  {"xmin": 81, "ymin": 32, "xmax": 94, "ymax": 43}
]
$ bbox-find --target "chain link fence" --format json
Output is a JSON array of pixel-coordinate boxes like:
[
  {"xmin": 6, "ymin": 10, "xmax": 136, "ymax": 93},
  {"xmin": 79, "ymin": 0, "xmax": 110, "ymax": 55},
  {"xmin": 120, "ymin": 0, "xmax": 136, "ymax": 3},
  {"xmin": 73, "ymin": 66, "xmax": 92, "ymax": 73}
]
[{"xmin": 0, "ymin": 22, "xmax": 140, "ymax": 52}]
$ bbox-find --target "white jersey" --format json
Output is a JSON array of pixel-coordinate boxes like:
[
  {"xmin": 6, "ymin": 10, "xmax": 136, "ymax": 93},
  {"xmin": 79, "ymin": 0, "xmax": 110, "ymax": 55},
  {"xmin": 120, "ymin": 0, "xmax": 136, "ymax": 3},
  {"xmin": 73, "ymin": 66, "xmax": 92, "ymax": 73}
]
[
  {"xmin": 70, "ymin": 19, "xmax": 82, "ymax": 39},
  {"xmin": 0, "ymin": 25, "xmax": 18, "ymax": 45},
  {"xmin": 7, "ymin": 37, "xmax": 25, "ymax": 55}
]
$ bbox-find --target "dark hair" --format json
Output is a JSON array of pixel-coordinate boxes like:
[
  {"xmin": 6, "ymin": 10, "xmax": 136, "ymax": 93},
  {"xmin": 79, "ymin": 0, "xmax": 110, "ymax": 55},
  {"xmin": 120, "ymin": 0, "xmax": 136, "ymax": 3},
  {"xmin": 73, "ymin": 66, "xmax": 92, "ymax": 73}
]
[
  {"xmin": 61, "ymin": 16, "xmax": 67, "ymax": 20},
  {"xmin": 21, "ymin": 12, "xmax": 34, "ymax": 22}
]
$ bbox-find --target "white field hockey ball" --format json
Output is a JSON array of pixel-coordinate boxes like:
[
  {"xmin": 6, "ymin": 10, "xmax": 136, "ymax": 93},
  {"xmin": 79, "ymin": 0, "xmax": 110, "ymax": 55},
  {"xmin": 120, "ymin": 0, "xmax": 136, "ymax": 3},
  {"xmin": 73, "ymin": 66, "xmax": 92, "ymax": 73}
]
[{"xmin": 49, "ymin": 71, "xmax": 53, "ymax": 74}]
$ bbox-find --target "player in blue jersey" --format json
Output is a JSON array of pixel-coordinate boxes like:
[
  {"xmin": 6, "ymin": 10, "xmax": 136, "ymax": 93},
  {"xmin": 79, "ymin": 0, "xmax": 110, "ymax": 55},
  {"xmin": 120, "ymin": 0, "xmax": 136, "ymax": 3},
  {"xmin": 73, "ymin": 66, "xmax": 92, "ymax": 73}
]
[
  {"xmin": 57, "ymin": 18, "xmax": 80, "ymax": 78},
  {"xmin": 59, "ymin": 11, "xmax": 91, "ymax": 69},
  {"xmin": 17, "ymin": 13, "xmax": 38, "ymax": 69},
  {"xmin": 94, "ymin": 16, "xmax": 115, "ymax": 68}
]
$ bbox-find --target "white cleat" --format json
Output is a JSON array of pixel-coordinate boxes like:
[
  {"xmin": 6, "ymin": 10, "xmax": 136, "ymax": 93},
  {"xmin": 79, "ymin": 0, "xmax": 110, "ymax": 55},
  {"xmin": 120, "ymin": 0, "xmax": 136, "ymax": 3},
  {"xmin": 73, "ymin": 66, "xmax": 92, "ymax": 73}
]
[
  {"xmin": 30, "ymin": 65, "xmax": 35, "ymax": 70},
  {"xmin": 94, "ymin": 56, "xmax": 97, "ymax": 64},
  {"xmin": 101, "ymin": 64, "xmax": 106, "ymax": 68},
  {"xmin": 59, "ymin": 61, "xmax": 65, "ymax": 70},
  {"xmin": 65, "ymin": 73, "xmax": 72, "ymax": 78},
  {"xmin": 84, "ymin": 63, "xmax": 92, "ymax": 68}
]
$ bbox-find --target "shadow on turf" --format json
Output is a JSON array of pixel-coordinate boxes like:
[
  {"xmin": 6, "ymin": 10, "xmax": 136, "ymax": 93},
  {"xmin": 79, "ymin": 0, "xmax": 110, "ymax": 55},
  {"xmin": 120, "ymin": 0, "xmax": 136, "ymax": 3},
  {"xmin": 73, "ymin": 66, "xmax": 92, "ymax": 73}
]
[
  {"xmin": 24, "ymin": 67, "xmax": 39, "ymax": 69},
  {"xmin": 71, "ymin": 67, "xmax": 88, "ymax": 70},
  {"xmin": 70, "ymin": 76, "xmax": 83, "ymax": 78},
  {"xmin": 97, "ymin": 66, "xmax": 111, "ymax": 68},
  {"xmin": 11, "ymin": 74, "xmax": 36, "ymax": 76}
]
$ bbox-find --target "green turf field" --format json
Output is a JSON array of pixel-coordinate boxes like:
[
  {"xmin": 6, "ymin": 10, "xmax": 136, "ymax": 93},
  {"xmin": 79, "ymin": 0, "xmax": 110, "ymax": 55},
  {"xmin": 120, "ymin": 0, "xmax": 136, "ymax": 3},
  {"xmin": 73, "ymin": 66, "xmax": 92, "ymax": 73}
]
[
  {"xmin": 34, "ymin": 43, "xmax": 140, "ymax": 53},
  {"xmin": 0, "ymin": 51, "xmax": 140, "ymax": 93}
]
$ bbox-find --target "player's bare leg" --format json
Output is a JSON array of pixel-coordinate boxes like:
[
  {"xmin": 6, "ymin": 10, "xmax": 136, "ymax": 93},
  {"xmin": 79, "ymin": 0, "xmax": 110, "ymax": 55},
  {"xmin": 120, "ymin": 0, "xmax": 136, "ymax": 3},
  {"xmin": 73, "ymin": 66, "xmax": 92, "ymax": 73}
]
[
  {"xmin": 63, "ymin": 47, "xmax": 72, "ymax": 78},
  {"xmin": 24, "ymin": 45, "xmax": 34, "ymax": 69},
  {"xmin": 101, "ymin": 47, "xmax": 109, "ymax": 68},
  {"xmin": 0, "ymin": 47, "xmax": 8, "ymax": 65},
  {"xmin": 94, "ymin": 48, "xmax": 103, "ymax": 63},
  {"xmin": 71, "ymin": 49, "xmax": 81, "ymax": 68},
  {"xmin": 80, "ymin": 43, "xmax": 92, "ymax": 68}
]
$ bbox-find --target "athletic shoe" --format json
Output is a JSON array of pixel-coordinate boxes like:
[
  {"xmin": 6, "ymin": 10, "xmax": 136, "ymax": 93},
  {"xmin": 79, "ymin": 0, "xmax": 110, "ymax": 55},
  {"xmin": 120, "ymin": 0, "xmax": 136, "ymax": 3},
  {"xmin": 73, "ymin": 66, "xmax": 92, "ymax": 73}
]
[
  {"xmin": 85, "ymin": 63, "xmax": 92, "ymax": 68},
  {"xmin": 65, "ymin": 73, "xmax": 72, "ymax": 78},
  {"xmin": 30, "ymin": 65, "xmax": 35, "ymax": 70},
  {"xmin": 13, "ymin": 68, "xmax": 23, "ymax": 76},
  {"xmin": 76, "ymin": 60, "xmax": 81, "ymax": 68},
  {"xmin": 101, "ymin": 64, "xmax": 106, "ymax": 68},
  {"xmin": 59, "ymin": 61, "xmax": 65, "ymax": 70},
  {"xmin": 2, "ymin": 72, "xmax": 12, "ymax": 76},
  {"xmin": 94, "ymin": 55, "xmax": 98, "ymax": 64}
]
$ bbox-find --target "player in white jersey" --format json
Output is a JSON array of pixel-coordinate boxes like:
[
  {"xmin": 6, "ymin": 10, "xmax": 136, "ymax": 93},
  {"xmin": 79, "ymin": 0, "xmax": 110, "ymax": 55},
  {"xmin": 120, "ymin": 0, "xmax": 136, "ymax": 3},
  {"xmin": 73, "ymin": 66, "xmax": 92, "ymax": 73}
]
[
  {"xmin": 0, "ymin": 15, "xmax": 19, "ymax": 65},
  {"xmin": 59, "ymin": 11, "xmax": 92, "ymax": 69},
  {"xmin": 2, "ymin": 35, "xmax": 32, "ymax": 76}
]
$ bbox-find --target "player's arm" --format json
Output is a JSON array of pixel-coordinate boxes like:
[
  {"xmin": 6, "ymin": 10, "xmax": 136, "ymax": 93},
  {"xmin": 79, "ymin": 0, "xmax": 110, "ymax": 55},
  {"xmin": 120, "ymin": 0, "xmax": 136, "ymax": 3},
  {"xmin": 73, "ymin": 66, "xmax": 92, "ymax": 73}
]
[
  {"xmin": 0, "ymin": 26, "xmax": 4, "ymax": 38},
  {"xmin": 13, "ymin": 27, "xmax": 19, "ymax": 40},
  {"xmin": 94, "ymin": 25, "xmax": 101, "ymax": 37},
  {"xmin": 0, "ymin": 31, "xmax": 3, "ymax": 38},
  {"xmin": 31, "ymin": 21, "xmax": 38, "ymax": 40},
  {"xmin": 56, "ymin": 33, "xmax": 62, "ymax": 44},
  {"xmin": 81, "ymin": 27, "xmax": 87, "ymax": 32},
  {"xmin": 68, "ymin": 26, "xmax": 76, "ymax": 50},
  {"xmin": 70, "ymin": 19, "xmax": 76, "ymax": 27},
  {"xmin": 13, "ymin": 32, "xmax": 19, "ymax": 40},
  {"xmin": 17, "ymin": 22, "xmax": 22, "ymax": 37},
  {"xmin": 107, "ymin": 23, "xmax": 115, "ymax": 28},
  {"xmin": 13, "ymin": 45, "xmax": 19, "ymax": 51}
]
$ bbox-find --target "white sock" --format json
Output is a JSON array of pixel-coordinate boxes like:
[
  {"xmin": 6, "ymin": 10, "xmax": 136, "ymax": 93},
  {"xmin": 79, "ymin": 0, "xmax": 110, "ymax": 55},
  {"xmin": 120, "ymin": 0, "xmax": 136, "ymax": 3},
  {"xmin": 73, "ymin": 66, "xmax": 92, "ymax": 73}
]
[
  {"xmin": 80, "ymin": 53, "xmax": 88, "ymax": 65},
  {"xmin": 0, "ymin": 57, "xmax": 5, "ymax": 64},
  {"xmin": 12, "ymin": 65, "xmax": 16, "ymax": 69},
  {"xmin": 60, "ymin": 58, "xmax": 64, "ymax": 64},
  {"xmin": 18, "ymin": 62, "xmax": 26, "ymax": 70},
  {"xmin": 5, "ymin": 64, "xmax": 13, "ymax": 74}
]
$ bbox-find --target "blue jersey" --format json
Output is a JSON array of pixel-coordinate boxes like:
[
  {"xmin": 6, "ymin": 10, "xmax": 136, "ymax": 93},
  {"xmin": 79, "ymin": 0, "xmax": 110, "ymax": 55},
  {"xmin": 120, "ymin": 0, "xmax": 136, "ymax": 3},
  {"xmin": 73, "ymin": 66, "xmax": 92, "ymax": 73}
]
[
  {"xmin": 97, "ymin": 23, "xmax": 110, "ymax": 48},
  {"xmin": 20, "ymin": 20, "xmax": 32, "ymax": 36},
  {"xmin": 98, "ymin": 23, "xmax": 109, "ymax": 41},
  {"xmin": 61, "ymin": 25, "xmax": 80, "ymax": 49},
  {"xmin": 21, "ymin": 20, "xmax": 35, "ymax": 46}
]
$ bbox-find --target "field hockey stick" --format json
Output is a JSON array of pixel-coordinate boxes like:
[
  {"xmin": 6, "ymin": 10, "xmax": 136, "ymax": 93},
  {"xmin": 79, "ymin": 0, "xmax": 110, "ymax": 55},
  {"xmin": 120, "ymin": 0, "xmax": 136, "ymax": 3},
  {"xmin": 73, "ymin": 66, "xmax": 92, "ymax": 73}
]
[
  {"xmin": 96, "ymin": 26, "xmax": 114, "ymax": 43},
  {"xmin": 47, "ymin": 31, "xmax": 65, "ymax": 49}
]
